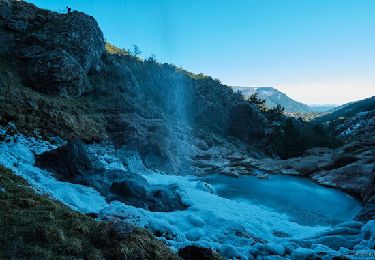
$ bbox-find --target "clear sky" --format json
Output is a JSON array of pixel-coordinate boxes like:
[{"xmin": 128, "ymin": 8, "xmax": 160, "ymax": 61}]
[{"xmin": 28, "ymin": 0, "xmax": 375, "ymax": 105}]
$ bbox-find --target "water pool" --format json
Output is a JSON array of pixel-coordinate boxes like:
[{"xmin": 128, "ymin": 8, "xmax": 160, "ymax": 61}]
[{"xmin": 202, "ymin": 174, "xmax": 362, "ymax": 226}]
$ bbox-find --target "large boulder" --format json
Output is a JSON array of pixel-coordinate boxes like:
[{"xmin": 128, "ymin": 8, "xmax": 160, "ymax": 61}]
[{"xmin": 35, "ymin": 139, "xmax": 93, "ymax": 181}]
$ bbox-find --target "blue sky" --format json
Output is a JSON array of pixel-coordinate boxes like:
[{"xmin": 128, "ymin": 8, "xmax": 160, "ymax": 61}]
[{"xmin": 28, "ymin": 0, "xmax": 375, "ymax": 105}]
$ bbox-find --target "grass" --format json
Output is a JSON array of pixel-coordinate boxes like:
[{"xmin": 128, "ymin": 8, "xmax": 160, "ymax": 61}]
[
  {"xmin": 105, "ymin": 43, "xmax": 131, "ymax": 56},
  {"xmin": 0, "ymin": 165, "xmax": 178, "ymax": 260}
]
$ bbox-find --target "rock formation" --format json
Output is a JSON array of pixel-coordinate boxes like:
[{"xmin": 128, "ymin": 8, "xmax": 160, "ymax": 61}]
[{"xmin": 1, "ymin": 0, "xmax": 104, "ymax": 97}]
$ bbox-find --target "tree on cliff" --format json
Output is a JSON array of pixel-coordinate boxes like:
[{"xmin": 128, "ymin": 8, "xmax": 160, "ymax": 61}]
[{"xmin": 131, "ymin": 44, "xmax": 142, "ymax": 57}]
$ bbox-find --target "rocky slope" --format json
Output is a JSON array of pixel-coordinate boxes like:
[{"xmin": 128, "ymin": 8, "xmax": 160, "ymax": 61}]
[{"xmin": 315, "ymin": 96, "xmax": 375, "ymax": 139}]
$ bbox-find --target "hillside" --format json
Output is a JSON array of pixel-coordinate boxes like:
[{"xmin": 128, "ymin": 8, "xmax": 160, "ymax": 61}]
[
  {"xmin": 315, "ymin": 96, "xmax": 375, "ymax": 139},
  {"xmin": 233, "ymin": 86, "xmax": 336, "ymax": 113},
  {"xmin": 233, "ymin": 86, "xmax": 312, "ymax": 112}
]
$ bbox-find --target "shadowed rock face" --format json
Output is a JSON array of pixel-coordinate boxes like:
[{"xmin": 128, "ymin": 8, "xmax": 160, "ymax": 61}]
[{"xmin": 1, "ymin": 0, "xmax": 104, "ymax": 97}]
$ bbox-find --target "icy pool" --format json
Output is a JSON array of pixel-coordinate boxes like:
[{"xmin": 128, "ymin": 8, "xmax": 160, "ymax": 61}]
[{"xmin": 202, "ymin": 174, "xmax": 362, "ymax": 226}]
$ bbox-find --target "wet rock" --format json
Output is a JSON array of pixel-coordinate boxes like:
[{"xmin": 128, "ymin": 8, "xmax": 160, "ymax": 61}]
[
  {"xmin": 196, "ymin": 181, "xmax": 216, "ymax": 194},
  {"xmin": 219, "ymin": 167, "xmax": 240, "ymax": 178},
  {"xmin": 356, "ymin": 202, "xmax": 375, "ymax": 222},
  {"xmin": 110, "ymin": 180, "xmax": 187, "ymax": 212},
  {"xmin": 178, "ymin": 245, "xmax": 223, "ymax": 260},
  {"xmin": 110, "ymin": 179, "xmax": 147, "ymax": 199},
  {"xmin": 35, "ymin": 139, "xmax": 94, "ymax": 181},
  {"xmin": 35, "ymin": 141, "xmax": 187, "ymax": 212}
]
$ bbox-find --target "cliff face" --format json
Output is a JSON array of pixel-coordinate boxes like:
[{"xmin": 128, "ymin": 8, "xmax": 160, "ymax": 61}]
[
  {"xmin": 1, "ymin": 0, "xmax": 104, "ymax": 97},
  {"xmin": 0, "ymin": 0, "xmax": 268, "ymax": 173}
]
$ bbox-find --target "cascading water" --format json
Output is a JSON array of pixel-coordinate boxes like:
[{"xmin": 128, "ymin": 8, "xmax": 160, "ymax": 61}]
[{"xmin": 163, "ymin": 72, "xmax": 195, "ymax": 174}]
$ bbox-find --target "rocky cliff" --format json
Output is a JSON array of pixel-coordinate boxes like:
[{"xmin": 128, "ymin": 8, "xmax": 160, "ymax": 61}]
[{"xmin": 1, "ymin": 0, "xmax": 104, "ymax": 97}]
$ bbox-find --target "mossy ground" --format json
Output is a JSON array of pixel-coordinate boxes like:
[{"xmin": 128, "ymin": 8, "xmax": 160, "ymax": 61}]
[{"xmin": 0, "ymin": 166, "xmax": 178, "ymax": 260}]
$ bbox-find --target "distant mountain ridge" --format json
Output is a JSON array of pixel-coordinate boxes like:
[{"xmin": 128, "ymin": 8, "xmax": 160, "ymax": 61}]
[{"xmin": 232, "ymin": 86, "xmax": 336, "ymax": 113}]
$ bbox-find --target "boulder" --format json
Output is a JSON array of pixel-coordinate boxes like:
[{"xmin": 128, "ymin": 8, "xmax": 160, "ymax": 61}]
[
  {"xmin": 356, "ymin": 201, "xmax": 375, "ymax": 222},
  {"xmin": 35, "ymin": 139, "xmax": 93, "ymax": 181},
  {"xmin": 178, "ymin": 245, "xmax": 223, "ymax": 260},
  {"xmin": 110, "ymin": 181, "xmax": 187, "ymax": 212}
]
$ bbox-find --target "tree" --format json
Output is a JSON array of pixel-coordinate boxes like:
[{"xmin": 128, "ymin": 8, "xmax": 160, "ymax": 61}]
[
  {"xmin": 248, "ymin": 93, "xmax": 267, "ymax": 112},
  {"xmin": 146, "ymin": 54, "xmax": 156, "ymax": 62},
  {"xmin": 131, "ymin": 44, "xmax": 142, "ymax": 57},
  {"xmin": 267, "ymin": 104, "xmax": 285, "ymax": 121}
]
